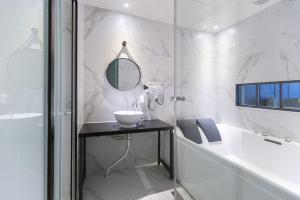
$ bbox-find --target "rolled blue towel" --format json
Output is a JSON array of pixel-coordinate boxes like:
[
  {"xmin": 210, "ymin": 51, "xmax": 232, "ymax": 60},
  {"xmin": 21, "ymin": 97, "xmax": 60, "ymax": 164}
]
[
  {"xmin": 196, "ymin": 118, "xmax": 222, "ymax": 142},
  {"xmin": 177, "ymin": 119, "xmax": 202, "ymax": 144}
]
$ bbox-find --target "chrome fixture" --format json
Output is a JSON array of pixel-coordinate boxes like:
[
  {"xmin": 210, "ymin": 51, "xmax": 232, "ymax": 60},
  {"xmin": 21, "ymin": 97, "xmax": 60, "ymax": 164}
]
[
  {"xmin": 132, "ymin": 100, "xmax": 138, "ymax": 110},
  {"xmin": 171, "ymin": 96, "xmax": 186, "ymax": 102},
  {"xmin": 264, "ymin": 138, "xmax": 282, "ymax": 145},
  {"xmin": 147, "ymin": 91, "xmax": 164, "ymax": 111},
  {"xmin": 106, "ymin": 134, "xmax": 131, "ymax": 178},
  {"xmin": 285, "ymin": 137, "xmax": 292, "ymax": 142}
]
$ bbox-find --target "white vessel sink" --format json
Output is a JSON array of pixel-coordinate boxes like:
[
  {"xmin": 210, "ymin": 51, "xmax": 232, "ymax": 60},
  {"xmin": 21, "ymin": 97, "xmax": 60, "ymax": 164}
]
[{"xmin": 114, "ymin": 111, "xmax": 144, "ymax": 128}]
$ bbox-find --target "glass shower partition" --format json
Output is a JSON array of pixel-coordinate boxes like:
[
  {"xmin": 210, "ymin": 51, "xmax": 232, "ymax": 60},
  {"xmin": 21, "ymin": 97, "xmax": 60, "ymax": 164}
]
[
  {"xmin": 0, "ymin": 1, "xmax": 74, "ymax": 200},
  {"xmin": 0, "ymin": 0, "xmax": 48, "ymax": 199},
  {"xmin": 53, "ymin": 0, "xmax": 74, "ymax": 199},
  {"xmin": 175, "ymin": 0, "xmax": 300, "ymax": 200}
]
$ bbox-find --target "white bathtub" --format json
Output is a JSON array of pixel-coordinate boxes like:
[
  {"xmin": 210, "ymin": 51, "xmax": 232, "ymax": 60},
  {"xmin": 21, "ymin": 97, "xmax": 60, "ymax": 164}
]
[{"xmin": 176, "ymin": 124, "xmax": 300, "ymax": 200}]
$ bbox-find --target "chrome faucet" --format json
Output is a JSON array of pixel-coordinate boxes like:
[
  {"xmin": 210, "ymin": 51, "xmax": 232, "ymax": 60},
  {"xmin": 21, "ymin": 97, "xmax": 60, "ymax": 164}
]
[
  {"xmin": 285, "ymin": 137, "xmax": 292, "ymax": 142},
  {"xmin": 131, "ymin": 100, "xmax": 139, "ymax": 110}
]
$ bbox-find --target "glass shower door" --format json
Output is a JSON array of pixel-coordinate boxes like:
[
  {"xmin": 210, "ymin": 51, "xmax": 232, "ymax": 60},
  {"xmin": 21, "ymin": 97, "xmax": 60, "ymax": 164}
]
[
  {"xmin": 0, "ymin": 0, "xmax": 48, "ymax": 199},
  {"xmin": 175, "ymin": 0, "xmax": 300, "ymax": 200}
]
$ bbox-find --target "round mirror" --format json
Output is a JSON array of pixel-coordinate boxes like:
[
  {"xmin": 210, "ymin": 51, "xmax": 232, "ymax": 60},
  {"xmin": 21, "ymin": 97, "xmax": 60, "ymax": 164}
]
[{"xmin": 106, "ymin": 58, "xmax": 141, "ymax": 91}]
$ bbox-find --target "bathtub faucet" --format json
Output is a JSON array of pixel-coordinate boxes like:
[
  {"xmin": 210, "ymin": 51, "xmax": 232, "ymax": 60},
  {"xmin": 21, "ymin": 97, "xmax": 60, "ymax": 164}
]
[{"xmin": 285, "ymin": 137, "xmax": 292, "ymax": 142}]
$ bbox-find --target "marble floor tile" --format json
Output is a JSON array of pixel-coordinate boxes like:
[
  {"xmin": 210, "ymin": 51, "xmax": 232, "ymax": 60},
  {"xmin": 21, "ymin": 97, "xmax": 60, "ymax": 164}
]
[
  {"xmin": 139, "ymin": 190, "xmax": 174, "ymax": 200},
  {"xmin": 83, "ymin": 165, "xmax": 176, "ymax": 200},
  {"xmin": 175, "ymin": 187, "xmax": 194, "ymax": 200}
]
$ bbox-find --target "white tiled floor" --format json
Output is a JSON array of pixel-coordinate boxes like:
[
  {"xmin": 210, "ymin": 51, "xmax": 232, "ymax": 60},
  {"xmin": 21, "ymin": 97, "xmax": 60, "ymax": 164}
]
[
  {"xmin": 139, "ymin": 188, "xmax": 194, "ymax": 200},
  {"xmin": 83, "ymin": 164, "xmax": 177, "ymax": 200},
  {"xmin": 138, "ymin": 190, "xmax": 174, "ymax": 200},
  {"xmin": 176, "ymin": 187, "xmax": 194, "ymax": 200}
]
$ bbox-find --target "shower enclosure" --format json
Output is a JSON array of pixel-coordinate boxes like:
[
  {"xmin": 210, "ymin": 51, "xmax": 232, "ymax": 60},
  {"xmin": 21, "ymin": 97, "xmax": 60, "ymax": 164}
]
[
  {"xmin": 174, "ymin": 0, "xmax": 300, "ymax": 200},
  {"xmin": 0, "ymin": 0, "xmax": 75, "ymax": 200},
  {"xmin": 0, "ymin": 1, "xmax": 49, "ymax": 199}
]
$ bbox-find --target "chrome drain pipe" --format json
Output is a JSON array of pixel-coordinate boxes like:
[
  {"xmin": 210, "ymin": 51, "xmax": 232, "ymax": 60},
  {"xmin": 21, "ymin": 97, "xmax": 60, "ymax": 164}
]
[{"xmin": 106, "ymin": 134, "xmax": 131, "ymax": 178}]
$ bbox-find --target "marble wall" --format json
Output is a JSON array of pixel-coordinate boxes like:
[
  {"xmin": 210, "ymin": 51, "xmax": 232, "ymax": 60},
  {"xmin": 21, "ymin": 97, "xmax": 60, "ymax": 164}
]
[
  {"xmin": 82, "ymin": 6, "xmax": 174, "ymax": 174},
  {"xmin": 78, "ymin": 0, "xmax": 85, "ymax": 131},
  {"xmin": 177, "ymin": 0, "xmax": 300, "ymax": 142},
  {"xmin": 176, "ymin": 29, "xmax": 216, "ymax": 120},
  {"xmin": 80, "ymin": 0, "xmax": 300, "ymax": 181}
]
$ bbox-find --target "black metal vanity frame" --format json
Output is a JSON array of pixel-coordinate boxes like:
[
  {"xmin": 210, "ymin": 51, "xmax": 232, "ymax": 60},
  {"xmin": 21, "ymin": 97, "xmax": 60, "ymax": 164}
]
[{"xmin": 78, "ymin": 119, "xmax": 174, "ymax": 200}]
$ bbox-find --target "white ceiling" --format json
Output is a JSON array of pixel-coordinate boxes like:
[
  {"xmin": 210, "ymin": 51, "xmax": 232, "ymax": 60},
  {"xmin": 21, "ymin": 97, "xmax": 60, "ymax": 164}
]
[
  {"xmin": 84, "ymin": 0, "xmax": 281, "ymax": 33},
  {"xmin": 177, "ymin": 0, "xmax": 281, "ymax": 32},
  {"xmin": 84, "ymin": 0, "xmax": 174, "ymax": 25}
]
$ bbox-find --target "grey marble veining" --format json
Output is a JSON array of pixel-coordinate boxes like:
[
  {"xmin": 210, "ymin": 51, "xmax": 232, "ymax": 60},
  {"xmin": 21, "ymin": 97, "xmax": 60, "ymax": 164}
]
[
  {"xmin": 83, "ymin": 6, "xmax": 175, "ymax": 121},
  {"xmin": 78, "ymin": 4, "xmax": 300, "ymax": 200},
  {"xmin": 177, "ymin": 0, "xmax": 300, "ymax": 142},
  {"xmin": 80, "ymin": 5, "xmax": 174, "ymax": 175},
  {"xmin": 216, "ymin": 0, "xmax": 300, "ymax": 141},
  {"xmin": 84, "ymin": 7, "xmax": 110, "ymax": 40},
  {"xmin": 236, "ymin": 51, "xmax": 264, "ymax": 83}
]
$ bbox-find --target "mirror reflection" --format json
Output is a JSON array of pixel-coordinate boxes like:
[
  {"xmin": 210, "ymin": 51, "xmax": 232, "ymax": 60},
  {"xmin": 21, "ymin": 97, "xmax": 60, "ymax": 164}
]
[{"xmin": 106, "ymin": 58, "xmax": 141, "ymax": 91}]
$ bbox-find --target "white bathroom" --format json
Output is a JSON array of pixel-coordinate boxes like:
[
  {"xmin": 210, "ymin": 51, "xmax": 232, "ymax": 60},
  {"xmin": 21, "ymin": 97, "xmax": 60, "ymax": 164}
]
[{"xmin": 1, "ymin": 0, "xmax": 300, "ymax": 200}]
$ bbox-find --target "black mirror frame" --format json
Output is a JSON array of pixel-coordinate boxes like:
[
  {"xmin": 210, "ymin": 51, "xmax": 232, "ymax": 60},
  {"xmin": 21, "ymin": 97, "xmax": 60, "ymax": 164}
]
[{"xmin": 106, "ymin": 58, "xmax": 142, "ymax": 91}]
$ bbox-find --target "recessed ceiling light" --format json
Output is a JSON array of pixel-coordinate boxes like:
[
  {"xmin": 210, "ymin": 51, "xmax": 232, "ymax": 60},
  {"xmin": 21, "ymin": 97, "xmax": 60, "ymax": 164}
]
[
  {"xmin": 203, "ymin": 25, "xmax": 207, "ymax": 29},
  {"xmin": 124, "ymin": 3, "xmax": 130, "ymax": 8},
  {"xmin": 213, "ymin": 25, "xmax": 219, "ymax": 30}
]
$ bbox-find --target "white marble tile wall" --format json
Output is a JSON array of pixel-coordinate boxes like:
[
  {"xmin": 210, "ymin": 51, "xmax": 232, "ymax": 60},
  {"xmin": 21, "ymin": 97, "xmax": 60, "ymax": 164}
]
[
  {"xmin": 82, "ymin": 6, "xmax": 174, "ymax": 174},
  {"xmin": 77, "ymin": 0, "xmax": 86, "ymax": 132},
  {"xmin": 176, "ymin": 29, "xmax": 217, "ymax": 120},
  {"xmin": 177, "ymin": 0, "xmax": 300, "ymax": 142}
]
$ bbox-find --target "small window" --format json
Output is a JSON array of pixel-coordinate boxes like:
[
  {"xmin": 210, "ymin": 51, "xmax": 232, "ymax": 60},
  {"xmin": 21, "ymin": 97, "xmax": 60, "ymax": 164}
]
[
  {"xmin": 259, "ymin": 83, "xmax": 280, "ymax": 108},
  {"xmin": 237, "ymin": 81, "xmax": 300, "ymax": 112},
  {"xmin": 238, "ymin": 84, "xmax": 257, "ymax": 106},
  {"xmin": 283, "ymin": 82, "xmax": 300, "ymax": 110}
]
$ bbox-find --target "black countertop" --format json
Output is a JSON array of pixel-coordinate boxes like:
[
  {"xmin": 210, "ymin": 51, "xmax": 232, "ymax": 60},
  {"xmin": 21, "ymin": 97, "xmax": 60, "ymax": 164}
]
[{"xmin": 79, "ymin": 119, "xmax": 174, "ymax": 138}]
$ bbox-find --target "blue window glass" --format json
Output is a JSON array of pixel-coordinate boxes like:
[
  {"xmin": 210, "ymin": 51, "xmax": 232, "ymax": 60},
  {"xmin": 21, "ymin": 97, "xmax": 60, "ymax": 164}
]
[
  {"xmin": 239, "ymin": 84, "xmax": 257, "ymax": 106},
  {"xmin": 283, "ymin": 82, "xmax": 300, "ymax": 110},
  {"xmin": 259, "ymin": 83, "xmax": 280, "ymax": 108}
]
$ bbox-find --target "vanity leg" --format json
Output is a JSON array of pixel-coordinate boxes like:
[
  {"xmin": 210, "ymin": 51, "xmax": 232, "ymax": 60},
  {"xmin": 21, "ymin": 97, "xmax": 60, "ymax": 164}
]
[
  {"xmin": 79, "ymin": 137, "xmax": 87, "ymax": 200},
  {"xmin": 83, "ymin": 137, "xmax": 86, "ymax": 179},
  {"xmin": 170, "ymin": 130, "xmax": 174, "ymax": 179},
  {"xmin": 79, "ymin": 137, "xmax": 83, "ymax": 200},
  {"xmin": 158, "ymin": 131, "xmax": 161, "ymax": 166}
]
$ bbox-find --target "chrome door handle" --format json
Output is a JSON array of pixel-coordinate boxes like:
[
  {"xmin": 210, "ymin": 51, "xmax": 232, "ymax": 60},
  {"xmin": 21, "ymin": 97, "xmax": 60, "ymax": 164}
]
[
  {"xmin": 170, "ymin": 96, "xmax": 186, "ymax": 102},
  {"xmin": 64, "ymin": 111, "xmax": 72, "ymax": 115}
]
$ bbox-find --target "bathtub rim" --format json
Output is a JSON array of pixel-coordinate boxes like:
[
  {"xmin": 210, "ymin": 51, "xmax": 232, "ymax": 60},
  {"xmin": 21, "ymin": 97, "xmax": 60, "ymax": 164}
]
[{"xmin": 176, "ymin": 127, "xmax": 300, "ymax": 200}]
